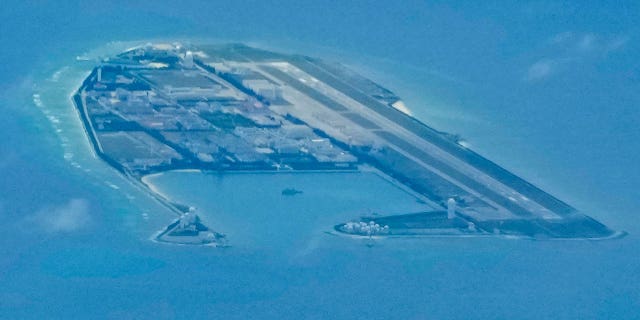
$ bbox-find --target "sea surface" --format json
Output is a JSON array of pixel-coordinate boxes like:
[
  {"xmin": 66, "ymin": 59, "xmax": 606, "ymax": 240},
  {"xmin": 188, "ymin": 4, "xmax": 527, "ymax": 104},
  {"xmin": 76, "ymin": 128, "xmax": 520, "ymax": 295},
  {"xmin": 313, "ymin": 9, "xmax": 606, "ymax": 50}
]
[{"xmin": 1, "ymin": 2, "xmax": 638, "ymax": 319}]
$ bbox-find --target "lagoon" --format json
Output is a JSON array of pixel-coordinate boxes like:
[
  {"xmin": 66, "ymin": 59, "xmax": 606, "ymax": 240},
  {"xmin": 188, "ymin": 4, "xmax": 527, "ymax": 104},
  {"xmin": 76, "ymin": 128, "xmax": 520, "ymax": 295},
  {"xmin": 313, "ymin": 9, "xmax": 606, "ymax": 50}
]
[{"xmin": 143, "ymin": 170, "xmax": 435, "ymax": 249}]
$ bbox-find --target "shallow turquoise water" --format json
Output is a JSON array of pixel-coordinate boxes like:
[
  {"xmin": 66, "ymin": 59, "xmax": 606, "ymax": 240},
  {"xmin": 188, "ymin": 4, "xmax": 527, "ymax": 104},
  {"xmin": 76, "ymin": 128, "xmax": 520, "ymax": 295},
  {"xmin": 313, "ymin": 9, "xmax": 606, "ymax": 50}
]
[
  {"xmin": 3, "ymin": 166, "xmax": 638, "ymax": 319},
  {"xmin": 1, "ymin": 1, "xmax": 639, "ymax": 319}
]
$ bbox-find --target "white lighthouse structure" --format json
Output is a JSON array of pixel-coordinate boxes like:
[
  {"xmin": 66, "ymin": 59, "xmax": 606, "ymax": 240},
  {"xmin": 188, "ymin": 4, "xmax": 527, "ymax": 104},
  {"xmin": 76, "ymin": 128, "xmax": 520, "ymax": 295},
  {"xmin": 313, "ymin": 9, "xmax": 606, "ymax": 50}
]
[
  {"xmin": 183, "ymin": 51, "xmax": 194, "ymax": 69},
  {"xmin": 447, "ymin": 198, "xmax": 456, "ymax": 219}
]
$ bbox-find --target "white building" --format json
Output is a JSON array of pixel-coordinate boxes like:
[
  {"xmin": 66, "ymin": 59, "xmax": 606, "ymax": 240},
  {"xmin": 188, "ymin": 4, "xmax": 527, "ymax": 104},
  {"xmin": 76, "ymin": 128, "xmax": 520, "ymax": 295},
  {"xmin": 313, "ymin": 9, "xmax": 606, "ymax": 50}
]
[
  {"xmin": 183, "ymin": 51, "xmax": 194, "ymax": 69},
  {"xmin": 242, "ymin": 79, "xmax": 282, "ymax": 101}
]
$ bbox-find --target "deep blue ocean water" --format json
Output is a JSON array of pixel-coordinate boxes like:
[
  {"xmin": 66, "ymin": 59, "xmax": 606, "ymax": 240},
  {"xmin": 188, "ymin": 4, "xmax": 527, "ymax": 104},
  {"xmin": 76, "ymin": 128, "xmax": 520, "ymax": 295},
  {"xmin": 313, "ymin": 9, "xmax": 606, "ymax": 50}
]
[{"xmin": 1, "ymin": 2, "xmax": 638, "ymax": 319}]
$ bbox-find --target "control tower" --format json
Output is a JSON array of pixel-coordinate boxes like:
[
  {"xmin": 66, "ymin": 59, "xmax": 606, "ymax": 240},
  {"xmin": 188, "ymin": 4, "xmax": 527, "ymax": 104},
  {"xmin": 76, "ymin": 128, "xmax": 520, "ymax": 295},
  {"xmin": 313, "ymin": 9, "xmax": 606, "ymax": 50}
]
[{"xmin": 447, "ymin": 198, "xmax": 456, "ymax": 219}]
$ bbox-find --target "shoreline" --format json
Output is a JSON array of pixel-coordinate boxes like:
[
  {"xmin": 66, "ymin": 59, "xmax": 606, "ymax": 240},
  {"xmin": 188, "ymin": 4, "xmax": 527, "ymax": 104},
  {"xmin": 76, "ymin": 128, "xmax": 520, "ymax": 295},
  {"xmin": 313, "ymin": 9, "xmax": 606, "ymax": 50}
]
[
  {"xmin": 62, "ymin": 40, "xmax": 620, "ymax": 244},
  {"xmin": 39, "ymin": 38, "xmax": 617, "ymax": 226},
  {"xmin": 327, "ymin": 229, "xmax": 628, "ymax": 241}
]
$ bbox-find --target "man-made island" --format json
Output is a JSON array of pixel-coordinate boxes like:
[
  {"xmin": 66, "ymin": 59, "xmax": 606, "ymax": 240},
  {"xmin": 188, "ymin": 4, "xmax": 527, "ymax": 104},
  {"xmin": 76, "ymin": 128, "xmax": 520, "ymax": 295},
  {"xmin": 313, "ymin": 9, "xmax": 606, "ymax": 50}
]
[{"xmin": 72, "ymin": 43, "xmax": 620, "ymax": 244}]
